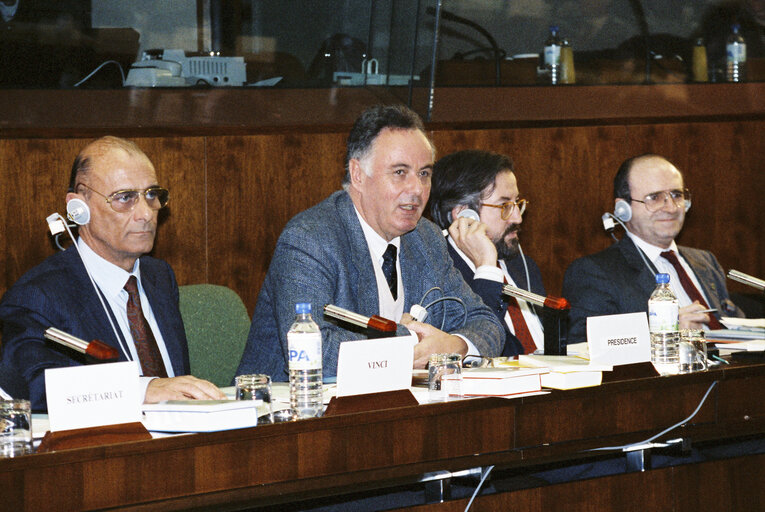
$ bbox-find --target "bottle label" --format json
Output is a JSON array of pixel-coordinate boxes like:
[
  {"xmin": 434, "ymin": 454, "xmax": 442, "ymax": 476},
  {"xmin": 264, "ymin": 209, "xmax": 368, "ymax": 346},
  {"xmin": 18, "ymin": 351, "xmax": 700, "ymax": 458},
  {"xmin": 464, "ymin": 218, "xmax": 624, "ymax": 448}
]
[
  {"xmin": 287, "ymin": 332, "xmax": 322, "ymax": 370},
  {"xmin": 648, "ymin": 301, "xmax": 679, "ymax": 332},
  {"xmin": 727, "ymin": 43, "xmax": 746, "ymax": 63},
  {"xmin": 544, "ymin": 45, "xmax": 560, "ymax": 66}
]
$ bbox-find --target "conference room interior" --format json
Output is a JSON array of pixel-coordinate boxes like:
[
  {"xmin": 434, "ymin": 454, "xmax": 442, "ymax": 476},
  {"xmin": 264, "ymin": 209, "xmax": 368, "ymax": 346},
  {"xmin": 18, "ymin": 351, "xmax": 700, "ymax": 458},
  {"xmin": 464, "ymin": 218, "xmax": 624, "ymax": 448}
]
[{"xmin": 1, "ymin": 0, "xmax": 764, "ymax": 510}]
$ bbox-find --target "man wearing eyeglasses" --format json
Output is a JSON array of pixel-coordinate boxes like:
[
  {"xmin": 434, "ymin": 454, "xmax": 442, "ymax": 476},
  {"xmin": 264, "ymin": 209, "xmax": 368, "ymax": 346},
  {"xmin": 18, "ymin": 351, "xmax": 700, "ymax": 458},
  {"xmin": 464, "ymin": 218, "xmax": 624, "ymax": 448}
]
[
  {"xmin": 430, "ymin": 150, "xmax": 546, "ymax": 357},
  {"xmin": 0, "ymin": 136, "xmax": 224, "ymax": 411},
  {"xmin": 562, "ymin": 153, "xmax": 744, "ymax": 343}
]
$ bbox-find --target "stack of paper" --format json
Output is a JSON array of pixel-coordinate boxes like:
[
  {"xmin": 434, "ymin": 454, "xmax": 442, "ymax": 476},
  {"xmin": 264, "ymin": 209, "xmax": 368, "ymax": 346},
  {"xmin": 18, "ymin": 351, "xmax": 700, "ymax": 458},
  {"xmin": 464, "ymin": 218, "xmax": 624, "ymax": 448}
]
[
  {"xmin": 708, "ymin": 318, "xmax": 765, "ymax": 342},
  {"xmin": 442, "ymin": 367, "xmax": 547, "ymax": 397},
  {"xmin": 142, "ymin": 400, "xmax": 259, "ymax": 433},
  {"xmin": 517, "ymin": 355, "xmax": 612, "ymax": 390}
]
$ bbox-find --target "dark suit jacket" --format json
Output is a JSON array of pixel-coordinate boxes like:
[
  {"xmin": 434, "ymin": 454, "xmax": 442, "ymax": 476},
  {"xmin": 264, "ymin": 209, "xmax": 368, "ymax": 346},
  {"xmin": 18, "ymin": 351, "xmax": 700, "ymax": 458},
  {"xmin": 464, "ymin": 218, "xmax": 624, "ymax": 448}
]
[
  {"xmin": 447, "ymin": 243, "xmax": 546, "ymax": 357},
  {"xmin": 562, "ymin": 236, "xmax": 744, "ymax": 343},
  {"xmin": 236, "ymin": 190, "xmax": 504, "ymax": 381},
  {"xmin": 0, "ymin": 246, "xmax": 190, "ymax": 411}
]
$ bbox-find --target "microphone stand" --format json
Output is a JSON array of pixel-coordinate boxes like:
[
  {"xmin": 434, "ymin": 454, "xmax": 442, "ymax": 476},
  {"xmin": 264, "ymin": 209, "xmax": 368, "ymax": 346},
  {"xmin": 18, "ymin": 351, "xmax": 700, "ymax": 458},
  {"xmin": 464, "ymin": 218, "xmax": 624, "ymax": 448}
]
[
  {"xmin": 628, "ymin": 0, "xmax": 652, "ymax": 84},
  {"xmin": 426, "ymin": 6, "xmax": 503, "ymax": 86}
]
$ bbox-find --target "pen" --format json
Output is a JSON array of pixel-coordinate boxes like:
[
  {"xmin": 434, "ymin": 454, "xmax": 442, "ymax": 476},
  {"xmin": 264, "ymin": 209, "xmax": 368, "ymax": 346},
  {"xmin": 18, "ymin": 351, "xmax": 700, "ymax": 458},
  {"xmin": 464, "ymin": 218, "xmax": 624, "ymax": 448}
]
[{"xmin": 698, "ymin": 308, "xmax": 717, "ymax": 314}]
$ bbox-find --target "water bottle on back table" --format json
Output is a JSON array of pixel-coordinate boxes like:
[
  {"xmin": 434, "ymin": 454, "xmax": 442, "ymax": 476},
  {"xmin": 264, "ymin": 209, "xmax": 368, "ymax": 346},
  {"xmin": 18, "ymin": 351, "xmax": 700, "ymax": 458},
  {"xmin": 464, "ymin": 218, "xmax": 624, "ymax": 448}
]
[
  {"xmin": 287, "ymin": 303, "xmax": 323, "ymax": 418},
  {"xmin": 648, "ymin": 273, "xmax": 680, "ymax": 375}
]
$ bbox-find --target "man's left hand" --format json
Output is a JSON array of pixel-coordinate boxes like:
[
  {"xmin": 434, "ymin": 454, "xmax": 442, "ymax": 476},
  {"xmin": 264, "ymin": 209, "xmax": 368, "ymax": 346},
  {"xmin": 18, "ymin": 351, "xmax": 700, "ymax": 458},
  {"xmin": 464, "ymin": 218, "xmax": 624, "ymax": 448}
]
[
  {"xmin": 402, "ymin": 318, "xmax": 468, "ymax": 368},
  {"xmin": 144, "ymin": 375, "xmax": 226, "ymax": 403}
]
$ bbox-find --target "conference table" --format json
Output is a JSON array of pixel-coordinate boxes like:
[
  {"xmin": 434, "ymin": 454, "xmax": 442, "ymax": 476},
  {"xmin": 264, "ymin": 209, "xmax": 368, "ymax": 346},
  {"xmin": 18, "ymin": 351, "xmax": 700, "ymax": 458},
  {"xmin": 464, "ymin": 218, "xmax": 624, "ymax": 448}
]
[{"xmin": 2, "ymin": 359, "xmax": 764, "ymax": 511}]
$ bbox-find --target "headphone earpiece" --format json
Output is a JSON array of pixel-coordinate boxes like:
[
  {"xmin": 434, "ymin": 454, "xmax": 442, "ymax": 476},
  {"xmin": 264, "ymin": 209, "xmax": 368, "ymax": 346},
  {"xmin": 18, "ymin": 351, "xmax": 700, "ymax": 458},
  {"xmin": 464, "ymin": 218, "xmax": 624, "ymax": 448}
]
[
  {"xmin": 66, "ymin": 198, "xmax": 91, "ymax": 226},
  {"xmin": 613, "ymin": 199, "xmax": 632, "ymax": 222}
]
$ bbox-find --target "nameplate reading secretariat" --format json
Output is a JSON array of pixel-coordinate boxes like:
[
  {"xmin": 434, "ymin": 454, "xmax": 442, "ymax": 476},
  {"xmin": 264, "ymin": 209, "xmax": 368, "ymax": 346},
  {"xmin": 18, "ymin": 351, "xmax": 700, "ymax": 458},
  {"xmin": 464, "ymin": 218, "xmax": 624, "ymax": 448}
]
[
  {"xmin": 587, "ymin": 312, "xmax": 651, "ymax": 367},
  {"xmin": 336, "ymin": 334, "xmax": 417, "ymax": 397},
  {"xmin": 45, "ymin": 361, "xmax": 142, "ymax": 432}
]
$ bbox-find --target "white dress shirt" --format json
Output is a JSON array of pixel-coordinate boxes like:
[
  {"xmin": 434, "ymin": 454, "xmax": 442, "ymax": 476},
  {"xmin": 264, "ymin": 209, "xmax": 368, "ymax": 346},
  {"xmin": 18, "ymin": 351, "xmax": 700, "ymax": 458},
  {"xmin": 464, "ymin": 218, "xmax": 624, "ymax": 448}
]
[
  {"xmin": 448, "ymin": 236, "xmax": 545, "ymax": 352},
  {"xmin": 626, "ymin": 231, "xmax": 712, "ymax": 310},
  {"xmin": 353, "ymin": 208, "xmax": 480, "ymax": 356},
  {"xmin": 77, "ymin": 238, "xmax": 175, "ymax": 397}
]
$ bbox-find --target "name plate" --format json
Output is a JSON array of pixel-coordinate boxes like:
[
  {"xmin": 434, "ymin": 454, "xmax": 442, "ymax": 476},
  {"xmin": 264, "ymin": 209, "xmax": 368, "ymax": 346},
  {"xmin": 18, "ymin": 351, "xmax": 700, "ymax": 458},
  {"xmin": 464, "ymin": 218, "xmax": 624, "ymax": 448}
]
[
  {"xmin": 45, "ymin": 361, "xmax": 142, "ymax": 432},
  {"xmin": 336, "ymin": 334, "xmax": 416, "ymax": 397},
  {"xmin": 587, "ymin": 312, "xmax": 651, "ymax": 367}
]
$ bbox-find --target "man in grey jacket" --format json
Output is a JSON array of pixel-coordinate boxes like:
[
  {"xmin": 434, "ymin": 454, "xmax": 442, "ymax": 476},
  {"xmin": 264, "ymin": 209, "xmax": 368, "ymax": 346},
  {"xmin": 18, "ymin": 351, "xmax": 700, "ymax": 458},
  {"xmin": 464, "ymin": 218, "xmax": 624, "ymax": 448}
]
[
  {"xmin": 237, "ymin": 105, "xmax": 504, "ymax": 380},
  {"xmin": 563, "ymin": 154, "xmax": 744, "ymax": 342}
]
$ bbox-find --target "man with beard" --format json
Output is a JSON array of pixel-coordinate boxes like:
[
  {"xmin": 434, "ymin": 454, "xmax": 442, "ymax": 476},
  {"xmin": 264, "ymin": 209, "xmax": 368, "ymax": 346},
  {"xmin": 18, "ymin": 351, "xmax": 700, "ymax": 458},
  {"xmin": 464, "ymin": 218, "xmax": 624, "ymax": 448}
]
[
  {"xmin": 430, "ymin": 150, "xmax": 546, "ymax": 357},
  {"xmin": 562, "ymin": 154, "xmax": 744, "ymax": 342},
  {"xmin": 236, "ymin": 106, "xmax": 503, "ymax": 381}
]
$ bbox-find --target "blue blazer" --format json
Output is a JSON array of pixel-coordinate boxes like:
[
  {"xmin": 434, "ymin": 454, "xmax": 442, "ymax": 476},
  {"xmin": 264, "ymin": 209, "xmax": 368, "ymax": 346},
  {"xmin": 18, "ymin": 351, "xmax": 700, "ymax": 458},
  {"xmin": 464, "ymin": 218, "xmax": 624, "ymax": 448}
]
[
  {"xmin": 0, "ymin": 246, "xmax": 190, "ymax": 411},
  {"xmin": 447, "ymin": 243, "xmax": 546, "ymax": 357},
  {"xmin": 562, "ymin": 236, "xmax": 744, "ymax": 343},
  {"xmin": 236, "ymin": 190, "xmax": 504, "ymax": 380}
]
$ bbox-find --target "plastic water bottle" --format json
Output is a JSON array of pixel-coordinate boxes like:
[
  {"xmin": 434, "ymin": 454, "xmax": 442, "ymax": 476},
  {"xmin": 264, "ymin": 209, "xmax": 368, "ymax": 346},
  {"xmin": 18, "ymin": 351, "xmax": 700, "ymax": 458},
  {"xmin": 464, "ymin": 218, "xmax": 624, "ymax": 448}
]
[
  {"xmin": 287, "ymin": 303, "xmax": 323, "ymax": 418},
  {"xmin": 648, "ymin": 273, "xmax": 680, "ymax": 375},
  {"xmin": 726, "ymin": 24, "xmax": 746, "ymax": 82},
  {"xmin": 544, "ymin": 26, "xmax": 562, "ymax": 84}
]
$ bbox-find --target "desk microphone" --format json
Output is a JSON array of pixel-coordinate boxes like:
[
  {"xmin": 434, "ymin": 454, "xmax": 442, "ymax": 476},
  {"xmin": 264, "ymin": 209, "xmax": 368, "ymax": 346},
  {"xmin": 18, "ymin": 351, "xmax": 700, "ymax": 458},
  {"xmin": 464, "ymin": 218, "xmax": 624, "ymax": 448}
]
[
  {"xmin": 44, "ymin": 327, "xmax": 120, "ymax": 360},
  {"xmin": 323, "ymin": 304, "xmax": 398, "ymax": 333},
  {"xmin": 727, "ymin": 270, "xmax": 765, "ymax": 292},
  {"xmin": 502, "ymin": 284, "xmax": 569, "ymax": 311}
]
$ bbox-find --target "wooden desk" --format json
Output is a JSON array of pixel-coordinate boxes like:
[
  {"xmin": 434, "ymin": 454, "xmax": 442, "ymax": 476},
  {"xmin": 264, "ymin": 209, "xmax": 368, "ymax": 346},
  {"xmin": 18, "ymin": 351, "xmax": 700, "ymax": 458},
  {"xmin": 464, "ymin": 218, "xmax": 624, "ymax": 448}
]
[{"xmin": 2, "ymin": 361, "xmax": 764, "ymax": 511}]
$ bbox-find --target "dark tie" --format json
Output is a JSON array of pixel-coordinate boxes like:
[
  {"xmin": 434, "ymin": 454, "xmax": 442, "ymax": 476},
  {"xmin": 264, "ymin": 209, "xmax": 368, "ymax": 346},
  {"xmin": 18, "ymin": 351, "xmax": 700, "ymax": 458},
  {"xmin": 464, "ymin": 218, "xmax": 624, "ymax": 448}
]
[
  {"xmin": 124, "ymin": 276, "xmax": 168, "ymax": 377},
  {"xmin": 382, "ymin": 244, "xmax": 398, "ymax": 301},
  {"xmin": 660, "ymin": 250, "xmax": 723, "ymax": 330},
  {"xmin": 501, "ymin": 266, "xmax": 537, "ymax": 355}
]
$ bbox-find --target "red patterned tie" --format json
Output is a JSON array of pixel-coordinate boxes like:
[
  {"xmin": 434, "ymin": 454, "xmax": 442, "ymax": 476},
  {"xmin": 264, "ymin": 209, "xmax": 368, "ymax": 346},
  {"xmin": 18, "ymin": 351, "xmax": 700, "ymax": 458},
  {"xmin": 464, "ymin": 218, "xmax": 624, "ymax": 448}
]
[
  {"xmin": 500, "ymin": 265, "xmax": 537, "ymax": 355},
  {"xmin": 660, "ymin": 251, "xmax": 724, "ymax": 330},
  {"xmin": 124, "ymin": 276, "xmax": 168, "ymax": 377}
]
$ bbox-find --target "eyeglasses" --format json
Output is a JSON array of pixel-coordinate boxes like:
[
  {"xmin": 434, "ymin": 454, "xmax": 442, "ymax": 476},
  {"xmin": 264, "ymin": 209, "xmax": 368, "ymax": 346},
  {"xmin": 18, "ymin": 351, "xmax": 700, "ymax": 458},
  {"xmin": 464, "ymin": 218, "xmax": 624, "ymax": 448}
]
[
  {"xmin": 480, "ymin": 198, "xmax": 528, "ymax": 220},
  {"xmin": 76, "ymin": 182, "xmax": 169, "ymax": 213},
  {"xmin": 630, "ymin": 188, "xmax": 690, "ymax": 213}
]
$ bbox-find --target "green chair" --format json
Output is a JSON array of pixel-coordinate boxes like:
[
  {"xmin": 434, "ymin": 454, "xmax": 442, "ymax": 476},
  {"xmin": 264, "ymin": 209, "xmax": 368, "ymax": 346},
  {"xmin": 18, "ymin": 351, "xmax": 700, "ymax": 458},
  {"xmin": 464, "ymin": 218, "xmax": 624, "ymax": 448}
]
[{"xmin": 178, "ymin": 284, "xmax": 251, "ymax": 388}]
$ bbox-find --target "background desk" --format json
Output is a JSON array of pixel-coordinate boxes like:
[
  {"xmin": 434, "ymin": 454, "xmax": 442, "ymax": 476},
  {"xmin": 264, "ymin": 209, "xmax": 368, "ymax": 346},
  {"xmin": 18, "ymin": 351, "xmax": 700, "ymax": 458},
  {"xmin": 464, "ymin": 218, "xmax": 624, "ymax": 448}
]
[{"xmin": 2, "ymin": 361, "xmax": 765, "ymax": 511}]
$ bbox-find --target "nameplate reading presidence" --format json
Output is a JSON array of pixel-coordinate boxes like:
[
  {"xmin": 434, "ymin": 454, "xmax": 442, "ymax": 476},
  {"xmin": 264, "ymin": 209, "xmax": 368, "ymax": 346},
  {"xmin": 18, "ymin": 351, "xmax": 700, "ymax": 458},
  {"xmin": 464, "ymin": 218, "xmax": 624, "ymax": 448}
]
[
  {"xmin": 336, "ymin": 334, "xmax": 417, "ymax": 397},
  {"xmin": 45, "ymin": 361, "xmax": 142, "ymax": 432},
  {"xmin": 587, "ymin": 312, "xmax": 651, "ymax": 367}
]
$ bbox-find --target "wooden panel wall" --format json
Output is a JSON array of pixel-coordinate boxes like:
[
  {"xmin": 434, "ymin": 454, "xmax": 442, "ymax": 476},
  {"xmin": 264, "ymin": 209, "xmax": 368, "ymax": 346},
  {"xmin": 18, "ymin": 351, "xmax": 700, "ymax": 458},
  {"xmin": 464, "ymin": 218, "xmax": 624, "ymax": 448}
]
[{"xmin": 0, "ymin": 120, "xmax": 762, "ymax": 318}]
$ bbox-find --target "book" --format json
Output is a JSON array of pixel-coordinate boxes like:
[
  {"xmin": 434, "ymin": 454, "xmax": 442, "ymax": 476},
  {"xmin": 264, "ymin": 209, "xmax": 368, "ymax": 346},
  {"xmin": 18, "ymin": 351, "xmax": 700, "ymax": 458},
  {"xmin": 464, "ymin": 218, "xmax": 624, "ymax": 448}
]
[
  {"xmin": 539, "ymin": 370, "xmax": 603, "ymax": 390},
  {"xmin": 517, "ymin": 354, "xmax": 612, "ymax": 372},
  {"xmin": 517, "ymin": 354, "xmax": 609, "ymax": 390},
  {"xmin": 442, "ymin": 367, "xmax": 546, "ymax": 397},
  {"xmin": 142, "ymin": 400, "xmax": 259, "ymax": 433}
]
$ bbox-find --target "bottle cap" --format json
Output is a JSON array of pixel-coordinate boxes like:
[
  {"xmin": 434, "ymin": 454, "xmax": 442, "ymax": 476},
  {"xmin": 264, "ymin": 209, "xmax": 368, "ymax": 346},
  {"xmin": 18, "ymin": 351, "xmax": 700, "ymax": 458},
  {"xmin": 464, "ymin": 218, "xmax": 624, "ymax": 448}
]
[
  {"xmin": 655, "ymin": 273, "xmax": 670, "ymax": 284},
  {"xmin": 295, "ymin": 302, "xmax": 311, "ymax": 314}
]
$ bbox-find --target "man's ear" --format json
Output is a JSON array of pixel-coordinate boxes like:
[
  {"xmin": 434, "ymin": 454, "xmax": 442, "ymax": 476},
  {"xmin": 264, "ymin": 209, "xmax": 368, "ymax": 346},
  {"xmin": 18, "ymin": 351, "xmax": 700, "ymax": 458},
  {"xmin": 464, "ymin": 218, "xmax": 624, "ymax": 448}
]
[
  {"xmin": 451, "ymin": 204, "xmax": 467, "ymax": 218},
  {"xmin": 349, "ymin": 158, "xmax": 363, "ymax": 185}
]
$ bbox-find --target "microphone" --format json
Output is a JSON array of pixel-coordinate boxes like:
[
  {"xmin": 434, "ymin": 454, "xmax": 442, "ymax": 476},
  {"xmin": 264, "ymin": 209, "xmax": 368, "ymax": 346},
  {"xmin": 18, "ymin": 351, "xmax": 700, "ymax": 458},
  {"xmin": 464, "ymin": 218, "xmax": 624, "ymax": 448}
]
[
  {"xmin": 44, "ymin": 327, "xmax": 120, "ymax": 360},
  {"xmin": 727, "ymin": 270, "xmax": 765, "ymax": 292},
  {"xmin": 502, "ymin": 284, "xmax": 570, "ymax": 311},
  {"xmin": 323, "ymin": 304, "xmax": 398, "ymax": 333}
]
